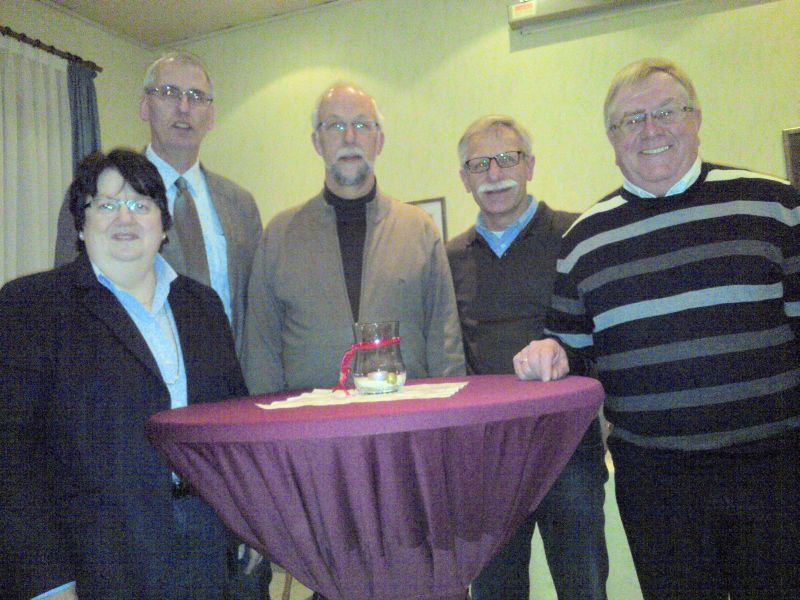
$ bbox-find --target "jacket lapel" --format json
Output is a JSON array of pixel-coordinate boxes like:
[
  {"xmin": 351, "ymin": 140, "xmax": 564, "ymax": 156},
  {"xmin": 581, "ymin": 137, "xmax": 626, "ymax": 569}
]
[
  {"xmin": 73, "ymin": 255, "xmax": 164, "ymax": 383},
  {"xmin": 168, "ymin": 278, "xmax": 195, "ymax": 404},
  {"xmin": 203, "ymin": 167, "xmax": 237, "ymax": 290},
  {"xmin": 169, "ymin": 277, "xmax": 211, "ymax": 406}
]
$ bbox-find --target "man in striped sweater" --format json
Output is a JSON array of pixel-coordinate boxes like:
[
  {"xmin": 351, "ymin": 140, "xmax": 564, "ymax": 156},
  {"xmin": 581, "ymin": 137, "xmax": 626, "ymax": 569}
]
[{"xmin": 514, "ymin": 57, "xmax": 800, "ymax": 599}]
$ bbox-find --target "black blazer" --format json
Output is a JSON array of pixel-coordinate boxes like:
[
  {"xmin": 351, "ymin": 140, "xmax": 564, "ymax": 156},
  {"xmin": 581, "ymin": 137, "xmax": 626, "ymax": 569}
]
[{"xmin": 0, "ymin": 253, "xmax": 248, "ymax": 598}]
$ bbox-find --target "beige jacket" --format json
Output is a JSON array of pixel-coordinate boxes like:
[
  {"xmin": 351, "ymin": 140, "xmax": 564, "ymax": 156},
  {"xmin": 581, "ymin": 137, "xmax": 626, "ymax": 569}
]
[{"xmin": 242, "ymin": 189, "xmax": 465, "ymax": 394}]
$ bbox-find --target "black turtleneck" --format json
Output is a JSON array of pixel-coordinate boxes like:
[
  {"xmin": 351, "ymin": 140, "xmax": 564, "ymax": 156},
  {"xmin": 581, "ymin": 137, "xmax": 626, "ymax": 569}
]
[{"xmin": 324, "ymin": 182, "xmax": 377, "ymax": 321}]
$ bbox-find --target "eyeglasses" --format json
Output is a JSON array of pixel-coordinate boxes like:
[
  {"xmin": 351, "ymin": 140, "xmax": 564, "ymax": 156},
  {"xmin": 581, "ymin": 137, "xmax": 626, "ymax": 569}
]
[
  {"xmin": 85, "ymin": 197, "xmax": 156, "ymax": 215},
  {"xmin": 145, "ymin": 84, "xmax": 213, "ymax": 106},
  {"xmin": 608, "ymin": 105, "xmax": 695, "ymax": 135},
  {"xmin": 463, "ymin": 151, "xmax": 526, "ymax": 174},
  {"xmin": 317, "ymin": 120, "xmax": 380, "ymax": 134}
]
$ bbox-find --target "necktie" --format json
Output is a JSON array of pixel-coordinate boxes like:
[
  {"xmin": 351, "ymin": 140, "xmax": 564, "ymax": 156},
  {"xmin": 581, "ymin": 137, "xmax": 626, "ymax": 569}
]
[{"xmin": 173, "ymin": 177, "xmax": 210, "ymax": 286}]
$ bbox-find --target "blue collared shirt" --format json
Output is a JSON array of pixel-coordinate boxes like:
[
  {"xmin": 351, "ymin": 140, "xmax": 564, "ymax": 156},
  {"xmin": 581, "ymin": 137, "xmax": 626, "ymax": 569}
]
[
  {"xmin": 146, "ymin": 145, "xmax": 233, "ymax": 325},
  {"xmin": 622, "ymin": 156, "xmax": 702, "ymax": 198},
  {"xmin": 475, "ymin": 195, "xmax": 538, "ymax": 258},
  {"xmin": 93, "ymin": 254, "xmax": 188, "ymax": 410}
]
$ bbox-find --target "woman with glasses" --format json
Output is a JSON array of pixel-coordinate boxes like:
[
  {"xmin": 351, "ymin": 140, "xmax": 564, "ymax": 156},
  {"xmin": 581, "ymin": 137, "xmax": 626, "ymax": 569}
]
[{"xmin": 0, "ymin": 148, "xmax": 245, "ymax": 599}]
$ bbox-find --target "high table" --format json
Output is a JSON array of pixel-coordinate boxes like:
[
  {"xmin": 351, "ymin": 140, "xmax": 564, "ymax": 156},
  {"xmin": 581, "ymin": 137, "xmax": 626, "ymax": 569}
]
[{"xmin": 146, "ymin": 374, "xmax": 603, "ymax": 600}]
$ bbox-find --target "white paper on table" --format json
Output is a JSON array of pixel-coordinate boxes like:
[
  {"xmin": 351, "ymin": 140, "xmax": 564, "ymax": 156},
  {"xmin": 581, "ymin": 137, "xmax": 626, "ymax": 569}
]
[{"xmin": 256, "ymin": 381, "xmax": 469, "ymax": 410}]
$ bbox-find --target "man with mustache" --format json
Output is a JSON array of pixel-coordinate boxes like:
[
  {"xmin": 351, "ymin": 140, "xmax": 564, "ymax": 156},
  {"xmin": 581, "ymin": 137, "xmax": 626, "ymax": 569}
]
[
  {"xmin": 242, "ymin": 82, "xmax": 464, "ymax": 401},
  {"xmin": 447, "ymin": 115, "xmax": 608, "ymax": 600}
]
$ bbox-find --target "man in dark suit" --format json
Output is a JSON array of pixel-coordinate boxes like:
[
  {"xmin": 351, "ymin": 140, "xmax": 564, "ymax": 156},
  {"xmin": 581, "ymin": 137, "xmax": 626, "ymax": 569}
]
[{"xmin": 54, "ymin": 52, "xmax": 262, "ymax": 353}]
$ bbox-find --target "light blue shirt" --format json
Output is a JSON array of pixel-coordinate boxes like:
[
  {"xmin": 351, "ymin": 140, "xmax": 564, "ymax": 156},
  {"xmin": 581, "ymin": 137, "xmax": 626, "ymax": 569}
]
[
  {"xmin": 146, "ymin": 145, "xmax": 233, "ymax": 325},
  {"xmin": 93, "ymin": 254, "xmax": 188, "ymax": 410},
  {"xmin": 475, "ymin": 195, "xmax": 538, "ymax": 258},
  {"xmin": 34, "ymin": 255, "xmax": 187, "ymax": 600},
  {"xmin": 623, "ymin": 157, "xmax": 702, "ymax": 198}
]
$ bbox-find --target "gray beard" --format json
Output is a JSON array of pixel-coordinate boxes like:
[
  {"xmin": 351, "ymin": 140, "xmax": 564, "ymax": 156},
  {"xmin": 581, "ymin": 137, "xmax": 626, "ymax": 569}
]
[{"xmin": 330, "ymin": 162, "xmax": 371, "ymax": 188}]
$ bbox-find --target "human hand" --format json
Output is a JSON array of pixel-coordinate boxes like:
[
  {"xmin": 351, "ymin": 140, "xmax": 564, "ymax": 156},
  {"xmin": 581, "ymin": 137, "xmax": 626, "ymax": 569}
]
[
  {"xmin": 513, "ymin": 338, "xmax": 569, "ymax": 382},
  {"xmin": 239, "ymin": 544, "xmax": 264, "ymax": 576}
]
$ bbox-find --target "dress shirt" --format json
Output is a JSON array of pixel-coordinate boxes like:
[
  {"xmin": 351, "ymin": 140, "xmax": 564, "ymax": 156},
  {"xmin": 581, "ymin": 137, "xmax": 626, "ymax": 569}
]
[
  {"xmin": 145, "ymin": 145, "xmax": 233, "ymax": 324},
  {"xmin": 93, "ymin": 254, "xmax": 188, "ymax": 410},
  {"xmin": 622, "ymin": 156, "xmax": 702, "ymax": 198},
  {"xmin": 475, "ymin": 195, "xmax": 538, "ymax": 257}
]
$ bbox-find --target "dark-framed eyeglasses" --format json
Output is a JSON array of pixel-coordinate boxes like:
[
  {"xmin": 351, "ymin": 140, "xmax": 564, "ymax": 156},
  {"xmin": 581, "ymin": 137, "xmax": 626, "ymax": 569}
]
[
  {"xmin": 316, "ymin": 120, "xmax": 380, "ymax": 134},
  {"xmin": 85, "ymin": 197, "xmax": 156, "ymax": 215},
  {"xmin": 608, "ymin": 105, "xmax": 695, "ymax": 135},
  {"xmin": 145, "ymin": 84, "xmax": 213, "ymax": 106},
  {"xmin": 463, "ymin": 151, "xmax": 526, "ymax": 174}
]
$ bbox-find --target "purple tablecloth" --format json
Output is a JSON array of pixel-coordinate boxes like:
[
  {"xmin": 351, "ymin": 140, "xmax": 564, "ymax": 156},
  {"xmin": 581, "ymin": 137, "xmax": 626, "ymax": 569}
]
[{"xmin": 146, "ymin": 375, "xmax": 603, "ymax": 600}]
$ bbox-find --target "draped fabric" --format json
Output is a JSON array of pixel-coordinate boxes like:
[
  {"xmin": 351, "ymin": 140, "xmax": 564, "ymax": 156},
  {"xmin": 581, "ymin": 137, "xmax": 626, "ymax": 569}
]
[
  {"xmin": 1, "ymin": 35, "xmax": 72, "ymax": 284},
  {"xmin": 67, "ymin": 62, "xmax": 100, "ymax": 173},
  {"xmin": 146, "ymin": 375, "xmax": 605, "ymax": 600}
]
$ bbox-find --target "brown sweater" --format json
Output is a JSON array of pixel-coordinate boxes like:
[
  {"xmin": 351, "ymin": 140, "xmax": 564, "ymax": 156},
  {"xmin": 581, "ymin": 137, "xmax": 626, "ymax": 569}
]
[{"xmin": 242, "ymin": 189, "xmax": 465, "ymax": 393}]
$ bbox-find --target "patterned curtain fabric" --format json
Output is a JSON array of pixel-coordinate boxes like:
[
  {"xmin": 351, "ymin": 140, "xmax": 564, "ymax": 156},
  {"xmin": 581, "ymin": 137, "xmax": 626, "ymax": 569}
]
[{"xmin": 0, "ymin": 35, "xmax": 72, "ymax": 283}]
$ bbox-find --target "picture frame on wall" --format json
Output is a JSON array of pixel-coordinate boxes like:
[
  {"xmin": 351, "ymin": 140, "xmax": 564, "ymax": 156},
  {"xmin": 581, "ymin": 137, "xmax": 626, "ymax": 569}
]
[
  {"xmin": 409, "ymin": 197, "xmax": 448, "ymax": 241},
  {"xmin": 784, "ymin": 127, "xmax": 800, "ymax": 190}
]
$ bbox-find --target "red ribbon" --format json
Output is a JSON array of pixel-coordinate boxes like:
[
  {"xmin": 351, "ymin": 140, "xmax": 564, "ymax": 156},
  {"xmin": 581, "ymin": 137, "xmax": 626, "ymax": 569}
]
[{"xmin": 332, "ymin": 336, "xmax": 401, "ymax": 394}]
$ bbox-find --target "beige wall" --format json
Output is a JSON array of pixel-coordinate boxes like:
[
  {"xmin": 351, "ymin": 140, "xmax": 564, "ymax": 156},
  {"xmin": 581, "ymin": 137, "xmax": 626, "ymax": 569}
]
[
  {"xmin": 187, "ymin": 0, "xmax": 800, "ymax": 236},
  {"xmin": 4, "ymin": 0, "xmax": 799, "ymax": 238}
]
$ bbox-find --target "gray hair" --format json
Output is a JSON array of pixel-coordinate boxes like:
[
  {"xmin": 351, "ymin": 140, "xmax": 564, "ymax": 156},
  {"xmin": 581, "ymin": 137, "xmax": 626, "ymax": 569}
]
[
  {"xmin": 310, "ymin": 82, "xmax": 384, "ymax": 130},
  {"xmin": 142, "ymin": 52, "xmax": 214, "ymax": 95},
  {"xmin": 604, "ymin": 57, "xmax": 699, "ymax": 130},
  {"xmin": 458, "ymin": 115, "xmax": 533, "ymax": 166}
]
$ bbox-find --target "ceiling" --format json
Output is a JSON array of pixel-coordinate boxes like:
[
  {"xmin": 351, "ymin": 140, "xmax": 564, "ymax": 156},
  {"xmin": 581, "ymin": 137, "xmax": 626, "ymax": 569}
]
[{"xmin": 48, "ymin": 0, "xmax": 343, "ymax": 48}]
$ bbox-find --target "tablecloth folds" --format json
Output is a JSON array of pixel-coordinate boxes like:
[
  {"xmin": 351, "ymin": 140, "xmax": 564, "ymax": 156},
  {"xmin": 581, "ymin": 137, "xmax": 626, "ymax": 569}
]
[{"xmin": 146, "ymin": 375, "xmax": 604, "ymax": 600}]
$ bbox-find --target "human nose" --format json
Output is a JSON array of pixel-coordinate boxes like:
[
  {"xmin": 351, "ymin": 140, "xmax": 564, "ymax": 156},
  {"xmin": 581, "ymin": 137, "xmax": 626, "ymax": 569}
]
[
  {"xmin": 487, "ymin": 157, "xmax": 504, "ymax": 178},
  {"xmin": 114, "ymin": 204, "xmax": 135, "ymax": 222},
  {"xmin": 641, "ymin": 112, "xmax": 663, "ymax": 134},
  {"xmin": 342, "ymin": 123, "xmax": 357, "ymax": 142},
  {"xmin": 175, "ymin": 93, "xmax": 192, "ymax": 112}
]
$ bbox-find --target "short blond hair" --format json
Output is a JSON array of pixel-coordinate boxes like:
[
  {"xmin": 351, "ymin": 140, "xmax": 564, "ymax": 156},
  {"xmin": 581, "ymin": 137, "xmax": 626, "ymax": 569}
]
[{"xmin": 604, "ymin": 58, "xmax": 699, "ymax": 130}]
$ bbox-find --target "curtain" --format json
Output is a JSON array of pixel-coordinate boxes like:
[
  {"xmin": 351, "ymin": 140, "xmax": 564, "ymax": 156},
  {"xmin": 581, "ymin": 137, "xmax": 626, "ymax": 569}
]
[
  {"xmin": 1, "ymin": 35, "xmax": 72, "ymax": 284},
  {"xmin": 68, "ymin": 61, "xmax": 100, "ymax": 172}
]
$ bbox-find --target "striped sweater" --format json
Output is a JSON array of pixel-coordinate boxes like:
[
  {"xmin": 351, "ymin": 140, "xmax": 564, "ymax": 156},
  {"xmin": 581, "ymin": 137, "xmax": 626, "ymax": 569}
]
[{"xmin": 547, "ymin": 163, "xmax": 800, "ymax": 450}]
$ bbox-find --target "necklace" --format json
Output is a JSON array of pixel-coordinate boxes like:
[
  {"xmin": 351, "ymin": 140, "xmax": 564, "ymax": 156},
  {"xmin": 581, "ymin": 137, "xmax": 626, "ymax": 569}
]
[{"xmin": 160, "ymin": 306, "xmax": 181, "ymax": 386}]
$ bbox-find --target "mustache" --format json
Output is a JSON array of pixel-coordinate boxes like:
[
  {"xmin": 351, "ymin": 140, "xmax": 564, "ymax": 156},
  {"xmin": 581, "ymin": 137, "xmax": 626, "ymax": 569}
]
[
  {"xmin": 477, "ymin": 179, "xmax": 518, "ymax": 194},
  {"xmin": 335, "ymin": 146, "xmax": 366, "ymax": 160}
]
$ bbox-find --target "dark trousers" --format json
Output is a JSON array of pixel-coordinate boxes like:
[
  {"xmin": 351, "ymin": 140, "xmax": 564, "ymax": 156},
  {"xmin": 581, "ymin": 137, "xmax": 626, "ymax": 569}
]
[
  {"xmin": 162, "ymin": 495, "xmax": 229, "ymax": 599},
  {"xmin": 609, "ymin": 436, "xmax": 800, "ymax": 600},
  {"xmin": 226, "ymin": 536, "xmax": 273, "ymax": 600},
  {"xmin": 472, "ymin": 419, "xmax": 609, "ymax": 600}
]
